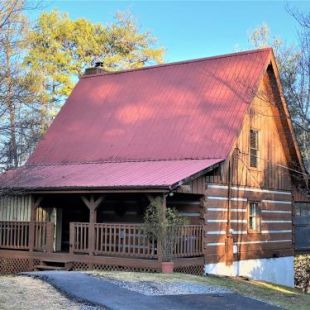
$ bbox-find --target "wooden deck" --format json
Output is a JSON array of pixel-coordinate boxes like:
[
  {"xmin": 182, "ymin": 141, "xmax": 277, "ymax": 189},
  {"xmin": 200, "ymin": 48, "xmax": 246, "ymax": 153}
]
[{"xmin": 0, "ymin": 221, "xmax": 204, "ymax": 274}]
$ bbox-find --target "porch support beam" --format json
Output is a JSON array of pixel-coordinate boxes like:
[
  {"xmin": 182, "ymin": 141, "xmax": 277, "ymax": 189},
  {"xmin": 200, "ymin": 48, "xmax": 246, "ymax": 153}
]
[
  {"xmin": 30, "ymin": 196, "xmax": 43, "ymax": 221},
  {"xmin": 81, "ymin": 195, "xmax": 105, "ymax": 255},
  {"xmin": 158, "ymin": 194, "xmax": 167, "ymax": 264},
  {"xmin": 29, "ymin": 196, "xmax": 43, "ymax": 264}
]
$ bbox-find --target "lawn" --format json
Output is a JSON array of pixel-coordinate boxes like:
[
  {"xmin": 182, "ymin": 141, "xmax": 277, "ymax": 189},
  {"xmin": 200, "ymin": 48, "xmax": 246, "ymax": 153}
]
[
  {"xmin": 89, "ymin": 271, "xmax": 310, "ymax": 310},
  {"xmin": 0, "ymin": 275, "xmax": 94, "ymax": 310}
]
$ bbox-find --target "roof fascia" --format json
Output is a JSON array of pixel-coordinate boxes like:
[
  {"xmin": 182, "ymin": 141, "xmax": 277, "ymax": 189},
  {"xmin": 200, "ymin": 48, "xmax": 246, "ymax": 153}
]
[
  {"xmin": 169, "ymin": 160, "xmax": 224, "ymax": 191},
  {"xmin": 268, "ymin": 51, "xmax": 308, "ymax": 180}
]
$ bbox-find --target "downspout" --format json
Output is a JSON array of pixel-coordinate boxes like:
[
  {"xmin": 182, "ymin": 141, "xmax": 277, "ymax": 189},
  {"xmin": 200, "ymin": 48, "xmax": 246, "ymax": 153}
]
[{"xmin": 225, "ymin": 158, "xmax": 234, "ymax": 265}]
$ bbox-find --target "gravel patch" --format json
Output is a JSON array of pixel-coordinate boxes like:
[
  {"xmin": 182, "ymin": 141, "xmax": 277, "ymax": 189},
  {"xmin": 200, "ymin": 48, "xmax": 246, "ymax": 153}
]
[
  {"xmin": 0, "ymin": 275, "xmax": 103, "ymax": 310},
  {"xmin": 103, "ymin": 278, "xmax": 231, "ymax": 296}
]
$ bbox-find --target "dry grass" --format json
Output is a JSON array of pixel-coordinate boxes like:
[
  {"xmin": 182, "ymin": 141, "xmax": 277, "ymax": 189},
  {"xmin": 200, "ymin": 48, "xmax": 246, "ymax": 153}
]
[
  {"xmin": 0, "ymin": 275, "xmax": 84, "ymax": 310},
  {"xmin": 89, "ymin": 271, "xmax": 310, "ymax": 310}
]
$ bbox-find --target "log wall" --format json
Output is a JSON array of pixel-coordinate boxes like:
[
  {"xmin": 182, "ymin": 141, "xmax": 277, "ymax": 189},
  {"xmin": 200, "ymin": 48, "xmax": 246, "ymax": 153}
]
[{"xmin": 204, "ymin": 184, "xmax": 294, "ymax": 264}]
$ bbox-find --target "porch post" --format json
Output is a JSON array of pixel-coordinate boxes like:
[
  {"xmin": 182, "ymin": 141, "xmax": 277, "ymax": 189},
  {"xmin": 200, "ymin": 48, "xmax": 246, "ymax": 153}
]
[
  {"xmin": 29, "ymin": 196, "xmax": 42, "ymax": 252},
  {"xmin": 157, "ymin": 194, "xmax": 167, "ymax": 265},
  {"xmin": 81, "ymin": 195, "xmax": 104, "ymax": 255}
]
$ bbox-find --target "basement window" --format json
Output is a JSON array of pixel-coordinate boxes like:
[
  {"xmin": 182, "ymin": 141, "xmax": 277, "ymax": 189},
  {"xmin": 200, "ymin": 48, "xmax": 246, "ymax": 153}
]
[
  {"xmin": 248, "ymin": 202, "xmax": 261, "ymax": 233},
  {"xmin": 249, "ymin": 129, "xmax": 259, "ymax": 168}
]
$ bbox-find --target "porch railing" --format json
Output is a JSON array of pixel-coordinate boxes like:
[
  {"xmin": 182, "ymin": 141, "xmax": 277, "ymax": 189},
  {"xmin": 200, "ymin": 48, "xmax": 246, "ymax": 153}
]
[
  {"xmin": 173, "ymin": 225, "xmax": 204, "ymax": 258},
  {"xmin": 70, "ymin": 222, "xmax": 203, "ymax": 259},
  {"xmin": 0, "ymin": 221, "xmax": 54, "ymax": 252}
]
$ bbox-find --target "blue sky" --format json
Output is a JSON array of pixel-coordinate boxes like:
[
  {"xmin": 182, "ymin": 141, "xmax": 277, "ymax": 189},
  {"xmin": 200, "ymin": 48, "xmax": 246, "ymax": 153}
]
[{"xmin": 33, "ymin": 1, "xmax": 310, "ymax": 62}]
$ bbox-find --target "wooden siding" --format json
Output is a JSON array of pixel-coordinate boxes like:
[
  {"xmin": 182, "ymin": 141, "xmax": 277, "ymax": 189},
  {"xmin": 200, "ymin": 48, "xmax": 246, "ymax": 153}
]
[
  {"xmin": 167, "ymin": 195, "xmax": 203, "ymax": 225},
  {"xmin": 176, "ymin": 176, "xmax": 206, "ymax": 195},
  {"xmin": 0, "ymin": 195, "xmax": 32, "ymax": 221},
  {"xmin": 204, "ymin": 184, "xmax": 294, "ymax": 264},
  {"xmin": 0, "ymin": 195, "xmax": 51, "ymax": 222},
  {"xmin": 211, "ymin": 69, "xmax": 295, "ymax": 191}
]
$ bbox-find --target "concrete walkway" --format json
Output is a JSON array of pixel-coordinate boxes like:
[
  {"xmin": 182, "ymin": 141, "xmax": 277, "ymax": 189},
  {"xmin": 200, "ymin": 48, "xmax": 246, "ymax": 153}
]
[{"xmin": 22, "ymin": 271, "xmax": 279, "ymax": 310}]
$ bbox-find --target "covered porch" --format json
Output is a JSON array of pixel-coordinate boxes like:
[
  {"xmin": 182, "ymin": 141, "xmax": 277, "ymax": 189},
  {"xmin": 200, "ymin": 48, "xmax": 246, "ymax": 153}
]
[{"xmin": 0, "ymin": 192, "xmax": 205, "ymax": 273}]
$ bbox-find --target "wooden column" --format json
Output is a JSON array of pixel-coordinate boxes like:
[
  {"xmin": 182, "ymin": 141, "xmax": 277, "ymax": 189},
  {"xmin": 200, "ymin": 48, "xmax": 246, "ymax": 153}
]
[
  {"xmin": 200, "ymin": 195, "xmax": 207, "ymax": 261},
  {"xmin": 69, "ymin": 222, "xmax": 74, "ymax": 254},
  {"xmin": 46, "ymin": 222, "xmax": 54, "ymax": 253},
  {"xmin": 157, "ymin": 194, "xmax": 167, "ymax": 264},
  {"xmin": 81, "ymin": 195, "xmax": 104, "ymax": 255},
  {"xmin": 29, "ymin": 196, "xmax": 42, "ymax": 252}
]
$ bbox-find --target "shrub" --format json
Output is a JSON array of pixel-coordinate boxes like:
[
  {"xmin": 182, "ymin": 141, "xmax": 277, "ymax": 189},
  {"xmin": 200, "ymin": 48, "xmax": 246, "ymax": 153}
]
[
  {"xmin": 295, "ymin": 254, "xmax": 310, "ymax": 292},
  {"xmin": 143, "ymin": 196, "xmax": 187, "ymax": 262}
]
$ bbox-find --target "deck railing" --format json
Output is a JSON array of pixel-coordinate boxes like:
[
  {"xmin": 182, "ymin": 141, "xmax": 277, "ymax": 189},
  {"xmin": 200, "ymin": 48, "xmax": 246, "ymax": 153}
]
[
  {"xmin": 70, "ymin": 222, "xmax": 203, "ymax": 259},
  {"xmin": 0, "ymin": 221, "xmax": 54, "ymax": 252},
  {"xmin": 0, "ymin": 221, "xmax": 30, "ymax": 250},
  {"xmin": 94, "ymin": 223, "xmax": 157, "ymax": 258},
  {"xmin": 173, "ymin": 225, "xmax": 204, "ymax": 257}
]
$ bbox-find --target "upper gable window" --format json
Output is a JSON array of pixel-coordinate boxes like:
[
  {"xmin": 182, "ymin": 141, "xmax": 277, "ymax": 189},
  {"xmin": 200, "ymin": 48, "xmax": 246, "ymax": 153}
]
[{"xmin": 249, "ymin": 129, "xmax": 259, "ymax": 168}]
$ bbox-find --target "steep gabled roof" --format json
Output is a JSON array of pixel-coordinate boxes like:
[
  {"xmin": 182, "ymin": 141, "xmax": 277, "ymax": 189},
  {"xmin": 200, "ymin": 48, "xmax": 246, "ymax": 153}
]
[
  {"xmin": 1, "ymin": 48, "xmax": 289, "ymax": 191},
  {"xmin": 28, "ymin": 48, "xmax": 272, "ymax": 165}
]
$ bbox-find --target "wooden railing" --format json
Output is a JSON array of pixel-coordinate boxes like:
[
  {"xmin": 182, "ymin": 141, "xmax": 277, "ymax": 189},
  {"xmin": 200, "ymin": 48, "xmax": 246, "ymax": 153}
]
[
  {"xmin": 70, "ymin": 222, "xmax": 89, "ymax": 254},
  {"xmin": 33, "ymin": 222, "xmax": 54, "ymax": 252},
  {"xmin": 94, "ymin": 223, "xmax": 157, "ymax": 258},
  {"xmin": 70, "ymin": 222, "xmax": 203, "ymax": 259},
  {"xmin": 0, "ymin": 221, "xmax": 30, "ymax": 250},
  {"xmin": 173, "ymin": 225, "xmax": 204, "ymax": 257},
  {"xmin": 0, "ymin": 221, "xmax": 54, "ymax": 252}
]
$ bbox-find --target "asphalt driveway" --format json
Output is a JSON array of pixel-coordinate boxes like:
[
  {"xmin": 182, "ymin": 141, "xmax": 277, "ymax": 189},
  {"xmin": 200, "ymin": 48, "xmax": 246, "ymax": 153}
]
[{"xmin": 22, "ymin": 271, "xmax": 279, "ymax": 310}]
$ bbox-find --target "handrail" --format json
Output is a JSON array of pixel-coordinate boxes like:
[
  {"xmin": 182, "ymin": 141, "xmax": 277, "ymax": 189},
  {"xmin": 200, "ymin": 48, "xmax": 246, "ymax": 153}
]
[
  {"xmin": 0, "ymin": 221, "xmax": 54, "ymax": 252},
  {"xmin": 70, "ymin": 222, "xmax": 203, "ymax": 258}
]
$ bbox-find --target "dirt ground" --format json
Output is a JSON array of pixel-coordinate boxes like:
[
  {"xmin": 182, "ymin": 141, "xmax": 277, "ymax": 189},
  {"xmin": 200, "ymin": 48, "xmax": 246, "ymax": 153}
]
[{"xmin": 0, "ymin": 275, "xmax": 98, "ymax": 310}]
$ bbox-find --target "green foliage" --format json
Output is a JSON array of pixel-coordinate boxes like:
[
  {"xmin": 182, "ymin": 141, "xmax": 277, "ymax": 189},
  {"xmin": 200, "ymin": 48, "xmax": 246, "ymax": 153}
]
[
  {"xmin": 295, "ymin": 254, "xmax": 310, "ymax": 292},
  {"xmin": 24, "ymin": 10, "xmax": 164, "ymax": 131},
  {"xmin": 144, "ymin": 196, "xmax": 187, "ymax": 262}
]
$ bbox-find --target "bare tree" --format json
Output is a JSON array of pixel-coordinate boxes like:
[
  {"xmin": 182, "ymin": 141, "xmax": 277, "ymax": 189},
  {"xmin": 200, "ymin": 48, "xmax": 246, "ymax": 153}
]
[
  {"xmin": 249, "ymin": 11, "xmax": 310, "ymax": 171},
  {"xmin": 0, "ymin": 0, "xmax": 41, "ymax": 171}
]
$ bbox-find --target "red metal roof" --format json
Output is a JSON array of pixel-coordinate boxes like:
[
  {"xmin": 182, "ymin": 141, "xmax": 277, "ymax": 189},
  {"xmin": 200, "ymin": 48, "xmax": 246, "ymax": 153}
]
[
  {"xmin": 0, "ymin": 159, "xmax": 222, "ymax": 190},
  {"xmin": 28, "ymin": 48, "xmax": 272, "ymax": 165},
  {"xmin": 1, "ymin": 48, "xmax": 273, "ymax": 190}
]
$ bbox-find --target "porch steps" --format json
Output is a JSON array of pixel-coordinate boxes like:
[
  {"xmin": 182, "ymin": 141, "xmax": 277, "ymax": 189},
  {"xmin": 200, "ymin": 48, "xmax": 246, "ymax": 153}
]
[
  {"xmin": 34, "ymin": 265, "xmax": 67, "ymax": 271},
  {"xmin": 34, "ymin": 259, "xmax": 73, "ymax": 271}
]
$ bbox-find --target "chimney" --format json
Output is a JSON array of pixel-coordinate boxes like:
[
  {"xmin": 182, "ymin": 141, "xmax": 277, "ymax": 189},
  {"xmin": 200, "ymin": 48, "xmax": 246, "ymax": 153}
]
[{"xmin": 84, "ymin": 61, "xmax": 107, "ymax": 75}]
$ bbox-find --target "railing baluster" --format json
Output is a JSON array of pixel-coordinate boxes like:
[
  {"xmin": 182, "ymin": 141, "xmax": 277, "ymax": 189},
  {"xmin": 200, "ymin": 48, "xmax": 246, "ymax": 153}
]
[{"xmin": 66, "ymin": 222, "xmax": 203, "ymax": 258}]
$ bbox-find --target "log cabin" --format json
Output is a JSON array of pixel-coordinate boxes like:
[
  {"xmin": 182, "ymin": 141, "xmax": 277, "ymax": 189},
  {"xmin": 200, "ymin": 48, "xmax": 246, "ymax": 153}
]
[{"xmin": 0, "ymin": 48, "xmax": 308, "ymax": 286}]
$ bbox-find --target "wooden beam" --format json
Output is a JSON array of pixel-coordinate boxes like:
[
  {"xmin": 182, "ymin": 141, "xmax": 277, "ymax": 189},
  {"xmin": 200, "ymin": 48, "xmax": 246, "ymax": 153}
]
[
  {"xmin": 81, "ymin": 195, "xmax": 104, "ymax": 211},
  {"xmin": 29, "ymin": 196, "xmax": 42, "ymax": 252},
  {"xmin": 81, "ymin": 195, "xmax": 105, "ymax": 256}
]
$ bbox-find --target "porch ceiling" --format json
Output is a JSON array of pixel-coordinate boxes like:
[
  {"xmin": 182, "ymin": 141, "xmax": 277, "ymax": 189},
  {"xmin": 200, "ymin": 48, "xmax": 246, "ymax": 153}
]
[{"xmin": 0, "ymin": 159, "xmax": 223, "ymax": 191}]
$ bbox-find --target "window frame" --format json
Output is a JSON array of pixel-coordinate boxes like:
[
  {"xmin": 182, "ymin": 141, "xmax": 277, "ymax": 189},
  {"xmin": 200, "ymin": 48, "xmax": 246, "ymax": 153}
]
[
  {"xmin": 247, "ymin": 201, "xmax": 261, "ymax": 234},
  {"xmin": 249, "ymin": 128, "xmax": 259, "ymax": 169}
]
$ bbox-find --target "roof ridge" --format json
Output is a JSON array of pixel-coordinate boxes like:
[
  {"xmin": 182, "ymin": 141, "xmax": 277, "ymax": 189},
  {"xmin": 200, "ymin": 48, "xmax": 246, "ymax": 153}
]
[
  {"xmin": 82, "ymin": 47, "xmax": 272, "ymax": 79},
  {"xmin": 24, "ymin": 157, "xmax": 224, "ymax": 168}
]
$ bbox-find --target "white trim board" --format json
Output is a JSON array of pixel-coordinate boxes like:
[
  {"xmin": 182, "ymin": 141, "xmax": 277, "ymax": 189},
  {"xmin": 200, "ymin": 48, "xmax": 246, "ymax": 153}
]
[
  {"xmin": 262, "ymin": 200, "xmax": 291, "ymax": 205},
  {"xmin": 208, "ymin": 196, "xmax": 247, "ymax": 202},
  {"xmin": 207, "ymin": 219, "xmax": 247, "ymax": 223},
  {"xmin": 207, "ymin": 184, "xmax": 291, "ymax": 196},
  {"xmin": 207, "ymin": 230, "xmax": 292, "ymax": 235},
  {"xmin": 261, "ymin": 210, "xmax": 291, "ymax": 214},
  {"xmin": 262, "ymin": 220, "xmax": 291, "ymax": 223},
  {"xmin": 208, "ymin": 208, "xmax": 246, "ymax": 212}
]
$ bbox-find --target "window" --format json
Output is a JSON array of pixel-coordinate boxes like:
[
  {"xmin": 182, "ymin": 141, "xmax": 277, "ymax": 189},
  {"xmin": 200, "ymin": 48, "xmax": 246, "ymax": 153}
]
[
  {"xmin": 248, "ymin": 202, "xmax": 261, "ymax": 233},
  {"xmin": 249, "ymin": 129, "xmax": 258, "ymax": 168}
]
